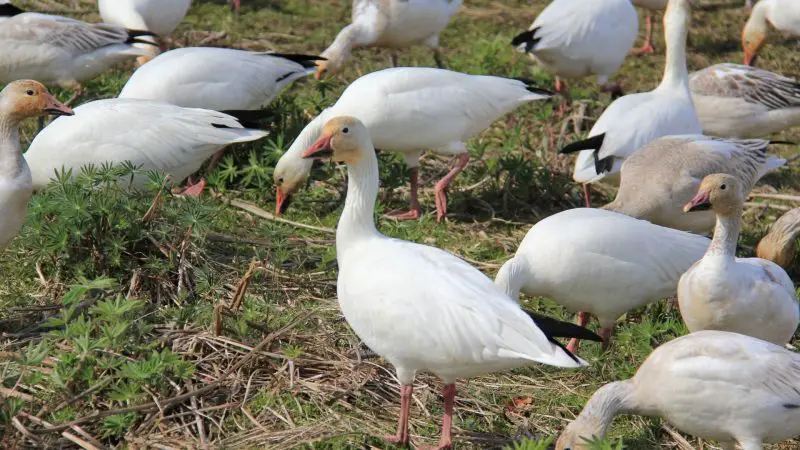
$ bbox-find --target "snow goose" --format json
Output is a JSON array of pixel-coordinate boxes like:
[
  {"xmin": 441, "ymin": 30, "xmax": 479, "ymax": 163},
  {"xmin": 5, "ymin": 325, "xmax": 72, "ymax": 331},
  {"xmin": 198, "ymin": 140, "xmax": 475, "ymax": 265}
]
[
  {"xmin": 315, "ymin": 0, "xmax": 462, "ymax": 79},
  {"xmin": 559, "ymin": 0, "xmax": 701, "ymax": 207},
  {"xmin": 689, "ymin": 63, "xmax": 800, "ymax": 138},
  {"xmin": 0, "ymin": 80, "xmax": 72, "ymax": 250},
  {"xmin": 98, "ymin": 0, "xmax": 191, "ymax": 60},
  {"xmin": 119, "ymin": 48, "xmax": 322, "ymax": 114},
  {"xmin": 24, "ymin": 99, "xmax": 267, "ymax": 194},
  {"xmin": 495, "ymin": 207, "xmax": 709, "ymax": 352},
  {"xmin": 0, "ymin": 5, "xmax": 156, "ymax": 100},
  {"xmin": 605, "ymin": 135, "xmax": 785, "ymax": 233},
  {"xmin": 302, "ymin": 116, "xmax": 598, "ymax": 448},
  {"xmin": 511, "ymin": 0, "xmax": 637, "ymax": 94},
  {"xmin": 757, "ymin": 207, "xmax": 800, "ymax": 268},
  {"xmin": 555, "ymin": 330, "xmax": 800, "ymax": 450},
  {"xmin": 273, "ymin": 67, "xmax": 551, "ymax": 221},
  {"xmin": 679, "ymin": 173, "xmax": 799, "ymax": 345},
  {"xmin": 742, "ymin": 0, "xmax": 800, "ymax": 65}
]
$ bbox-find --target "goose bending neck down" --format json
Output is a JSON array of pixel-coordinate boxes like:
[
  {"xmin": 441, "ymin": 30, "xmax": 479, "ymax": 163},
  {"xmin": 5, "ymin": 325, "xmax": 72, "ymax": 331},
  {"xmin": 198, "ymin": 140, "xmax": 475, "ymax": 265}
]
[{"xmin": 300, "ymin": 115, "xmax": 599, "ymax": 448}]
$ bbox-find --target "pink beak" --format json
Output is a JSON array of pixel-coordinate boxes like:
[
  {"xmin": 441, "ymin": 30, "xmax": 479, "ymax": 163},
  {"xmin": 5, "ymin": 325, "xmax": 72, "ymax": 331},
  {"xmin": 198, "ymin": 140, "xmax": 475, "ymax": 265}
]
[
  {"xmin": 43, "ymin": 93, "xmax": 74, "ymax": 117},
  {"xmin": 302, "ymin": 134, "xmax": 333, "ymax": 159},
  {"xmin": 684, "ymin": 191, "xmax": 711, "ymax": 213}
]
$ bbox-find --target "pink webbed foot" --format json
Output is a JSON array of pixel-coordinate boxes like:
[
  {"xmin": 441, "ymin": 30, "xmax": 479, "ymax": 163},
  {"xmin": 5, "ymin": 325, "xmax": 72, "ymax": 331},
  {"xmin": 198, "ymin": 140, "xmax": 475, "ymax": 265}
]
[{"xmin": 175, "ymin": 179, "xmax": 206, "ymax": 197}]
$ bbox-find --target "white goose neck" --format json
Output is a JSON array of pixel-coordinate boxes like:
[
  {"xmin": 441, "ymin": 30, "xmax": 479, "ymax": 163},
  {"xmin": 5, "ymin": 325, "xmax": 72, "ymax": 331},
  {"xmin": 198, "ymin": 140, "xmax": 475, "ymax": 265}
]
[
  {"xmin": 337, "ymin": 147, "xmax": 382, "ymax": 256},
  {"xmin": 321, "ymin": 25, "xmax": 358, "ymax": 68},
  {"xmin": 658, "ymin": 2, "xmax": 691, "ymax": 92},
  {"xmin": 494, "ymin": 257, "xmax": 527, "ymax": 302},
  {"xmin": 0, "ymin": 117, "xmax": 24, "ymax": 181},
  {"xmin": 575, "ymin": 381, "xmax": 637, "ymax": 438},
  {"xmin": 706, "ymin": 208, "xmax": 742, "ymax": 259}
]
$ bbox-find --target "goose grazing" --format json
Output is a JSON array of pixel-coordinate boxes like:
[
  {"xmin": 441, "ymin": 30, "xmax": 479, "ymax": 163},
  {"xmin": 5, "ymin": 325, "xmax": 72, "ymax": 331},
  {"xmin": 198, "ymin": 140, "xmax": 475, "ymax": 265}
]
[
  {"xmin": 757, "ymin": 207, "xmax": 800, "ymax": 268},
  {"xmin": 24, "ymin": 99, "xmax": 267, "ymax": 195},
  {"xmin": 98, "ymin": 0, "xmax": 192, "ymax": 61},
  {"xmin": 495, "ymin": 208, "xmax": 709, "ymax": 352},
  {"xmin": 511, "ymin": 0, "xmax": 638, "ymax": 95},
  {"xmin": 689, "ymin": 63, "xmax": 800, "ymax": 138},
  {"xmin": 302, "ymin": 116, "xmax": 599, "ymax": 449},
  {"xmin": 0, "ymin": 3, "xmax": 156, "ymax": 101},
  {"xmin": 559, "ymin": 0, "xmax": 701, "ymax": 207},
  {"xmin": 679, "ymin": 174, "xmax": 799, "ymax": 345},
  {"xmin": 742, "ymin": 0, "xmax": 800, "ymax": 66},
  {"xmin": 315, "ymin": 0, "xmax": 462, "ymax": 79},
  {"xmin": 605, "ymin": 136, "xmax": 785, "ymax": 233},
  {"xmin": 119, "ymin": 48, "xmax": 322, "ymax": 113},
  {"xmin": 273, "ymin": 67, "xmax": 551, "ymax": 221},
  {"xmin": 0, "ymin": 80, "xmax": 73, "ymax": 250},
  {"xmin": 555, "ymin": 330, "xmax": 800, "ymax": 450}
]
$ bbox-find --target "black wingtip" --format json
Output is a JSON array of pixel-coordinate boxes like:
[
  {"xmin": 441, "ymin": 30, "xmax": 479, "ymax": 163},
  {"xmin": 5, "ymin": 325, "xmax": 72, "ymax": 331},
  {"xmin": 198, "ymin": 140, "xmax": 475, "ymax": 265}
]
[
  {"xmin": 0, "ymin": 3, "xmax": 24, "ymax": 16},
  {"xmin": 125, "ymin": 29, "xmax": 159, "ymax": 47},
  {"xmin": 220, "ymin": 109, "xmax": 272, "ymax": 129},
  {"xmin": 511, "ymin": 28, "xmax": 541, "ymax": 53},
  {"xmin": 559, "ymin": 133, "xmax": 606, "ymax": 155},
  {"xmin": 593, "ymin": 153, "xmax": 615, "ymax": 175},
  {"xmin": 267, "ymin": 53, "xmax": 326, "ymax": 68},
  {"xmin": 524, "ymin": 310, "xmax": 603, "ymax": 342},
  {"xmin": 769, "ymin": 140, "xmax": 797, "ymax": 146},
  {"xmin": 511, "ymin": 77, "xmax": 554, "ymax": 96}
]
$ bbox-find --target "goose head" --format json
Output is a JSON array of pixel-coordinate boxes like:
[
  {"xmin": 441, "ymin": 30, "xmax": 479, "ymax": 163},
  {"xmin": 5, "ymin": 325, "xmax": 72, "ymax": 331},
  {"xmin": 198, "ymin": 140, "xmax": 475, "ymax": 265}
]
[
  {"xmin": 742, "ymin": 3, "xmax": 768, "ymax": 65},
  {"xmin": 314, "ymin": 56, "xmax": 346, "ymax": 80},
  {"xmin": 683, "ymin": 174, "xmax": 744, "ymax": 216},
  {"xmin": 301, "ymin": 116, "xmax": 370, "ymax": 164},
  {"xmin": 554, "ymin": 421, "xmax": 597, "ymax": 450},
  {"xmin": 0, "ymin": 80, "xmax": 73, "ymax": 123},
  {"xmin": 273, "ymin": 153, "xmax": 312, "ymax": 215}
]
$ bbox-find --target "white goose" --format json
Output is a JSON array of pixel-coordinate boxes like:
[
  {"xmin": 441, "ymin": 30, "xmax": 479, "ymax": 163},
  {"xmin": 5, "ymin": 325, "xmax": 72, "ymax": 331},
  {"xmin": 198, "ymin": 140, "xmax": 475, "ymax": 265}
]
[
  {"xmin": 679, "ymin": 174, "xmax": 799, "ymax": 345},
  {"xmin": 559, "ymin": 0, "xmax": 701, "ymax": 207},
  {"xmin": 689, "ymin": 63, "xmax": 800, "ymax": 138},
  {"xmin": 742, "ymin": 0, "xmax": 800, "ymax": 65},
  {"xmin": 315, "ymin": 0, "xmax": 462, "ymax": 79},
  {"xmin": 98, "ymin": 0, "xmax": 192, "ymax": 60},
  {"xmin": 273, "ymin": 67, "xmax": 551, "ymax": 221},
  {"xmin": 24, "ymin": 99, "xmax": 267, "ymax": 194},
  {"xmin": 0, "ymin": 4, "xmax": 155, "ymax": 99},
  {"xmin": 495, "ymin": 207, "xmax": 709, "ymax": 352},
  {"xmin": 0, "ymin": 80, "xmax": 72, "ymax": 250},
  {"xmin": 511, "ymin": 0, "xmax": 638, "ymax": 94},
  {"xmin": 119, "ymin": 48, "xmax": 322, "ymax": 113},
  {"xmin": 555, "ymin": 330, "xmax": 800, "ymax": 450},
  {"xmin": 606, "ymin": 136, "xmax": 785, "ymax": 233},
  {"xmin": 302, "ymin": 116, "xmax": 597, "ymax": 449}
]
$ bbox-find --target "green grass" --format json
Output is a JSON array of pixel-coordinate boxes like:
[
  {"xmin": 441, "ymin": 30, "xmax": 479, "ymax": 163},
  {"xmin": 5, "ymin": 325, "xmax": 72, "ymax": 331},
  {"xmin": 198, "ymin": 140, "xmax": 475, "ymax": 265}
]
[{"xmin": 1, "ymin": 0, "xmax": 799, "ymax": 448}]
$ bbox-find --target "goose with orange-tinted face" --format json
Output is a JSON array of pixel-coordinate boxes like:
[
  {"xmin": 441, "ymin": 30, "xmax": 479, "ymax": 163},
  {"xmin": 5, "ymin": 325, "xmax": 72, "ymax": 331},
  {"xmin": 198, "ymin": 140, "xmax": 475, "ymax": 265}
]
[
  {"xmin": 302, "ymin": 115, "xmax": 598, "ymax": 449},
  {"xmin": 742, "ymin": 0, "xmax": 800, "ymax": 66},
  {"xmin": 0, "ymin": 80, "xmax": 72, "ymax": 250}
]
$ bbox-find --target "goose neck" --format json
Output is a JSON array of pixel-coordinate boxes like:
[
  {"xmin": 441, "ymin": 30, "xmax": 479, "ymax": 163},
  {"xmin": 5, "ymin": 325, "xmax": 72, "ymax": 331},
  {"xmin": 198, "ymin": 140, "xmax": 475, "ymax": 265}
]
[
  {"xmin": 707, "ymin": 208, "xmax": 742, "ymax": 259},
  {"xmin": 658, "ymin": 3, "xmax": 691, "ymax": 91},
  {"xmin": 321, "ymin": 25, "xmax": 358, "ymax": 68},
  {"xmin": 0, "ymin": 117, "xmax": 24, "ymax": 180},
  {"xmin": 337, "ymin": 148, "xmax": 381, "ymax": 254},
  {"xmin": 494, "ymin": 257, "xmax": 527, "ymax": 302},
  {"xmin": 576, "ymin": 381, "xmax": 637, "ymax": 438}
]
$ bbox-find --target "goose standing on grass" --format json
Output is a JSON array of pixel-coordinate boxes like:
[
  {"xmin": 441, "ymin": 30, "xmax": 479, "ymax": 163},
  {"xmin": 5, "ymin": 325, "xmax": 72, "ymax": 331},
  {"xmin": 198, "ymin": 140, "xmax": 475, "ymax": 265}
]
[
  {"xmin": 273, "ymin": 67, "xmax": 551, "ymax": 221},
  {"xmin": 511, "ymin": 0, "xmax": 637, "ymax": 95},
  {"xmin": 757, "ymin": 207, "xmax": 800, "ymax": 269},
  {"xmin": 302, "ymin": 116, "xmax": 599, "ymax": 449},
  {"xmin": 630, "ymin": 0, "xmax": 666, "ymax": 55},
  {"xmin": 315, "ymin": 0, "xmax": 462, "ymax": 79},
  {"xmin": 689, "ymin": 64, "xmax": 800, "ymax": 137},
  {"xmin": 679, "ymin": 174, "xmax": 799, "ymax": 345},
  {"xmin": 555, "ymin": 330, "xmax": 800, "ymax": 450},
  {"xmin": 605, "ymin": 136, "xmax": 785, "ymax": 233},
  {"xmin": 98, "ymin": 0, "xmax": 192, "ymax": 62},
  {"xmin": 559, "ymin": 0, "xmax": 701, "ymax": 207},
  {"xmin": 495, "ymin": 207, "xmax": 709, "ymax": 352},
  {"xmin": 0, "ymin": 3, "xmax": 156, "ymax": 102},
  {"xmin": 742, "ymin": 0, "xmax": 800, "ymax": 65},
  {"xmin": 0, "ymin": 80, "xmax": 73, "ymax": 250},
  {"xmin": 119, "ymin": 48, "xmax": 322, "ymax": 113},
  {"xmin": 24, "ymin": 99, "xmax": 267, "ymax": 196}
]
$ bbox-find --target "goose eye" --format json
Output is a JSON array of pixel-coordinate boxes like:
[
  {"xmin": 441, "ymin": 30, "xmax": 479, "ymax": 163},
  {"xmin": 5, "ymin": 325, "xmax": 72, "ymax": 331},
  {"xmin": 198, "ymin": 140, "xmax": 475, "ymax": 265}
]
[
  {"xmin": 720, "ymin": 184, "xmax": 727, "ymax": 190},
  {"xmin": 25, "ymin": 90, "xmax": 34, "ymax": 96},
  {"xmin": 278, "ymin": 177, "xmax": 284, "ymax": 183},
  {"xmin": 342, "ymin": 127, "xmax": 349, "ymax": 134}
]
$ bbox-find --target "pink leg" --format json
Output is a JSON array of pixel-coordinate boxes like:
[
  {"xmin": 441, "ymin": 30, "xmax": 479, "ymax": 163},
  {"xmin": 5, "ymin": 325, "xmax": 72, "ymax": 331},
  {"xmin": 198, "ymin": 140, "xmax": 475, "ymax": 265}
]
[
  {"xmin": 632, "ymin": 14, "xmax": 655, "ymax": 55},
  {"xmin": 555, "ymin": 78, "xmax": 568, "ymax": 116},
  {"xmin": 423, "ymin": 383, "xmax": 455, "ymax": 450},
  {"xmin": 583, "ymin": 184, "xmax": 592, "ymax": 208},
  {"xmin": 566, "ymin": 312, "xmax": 589, "ymax": 353},
  {"xmin": 386, "ymin": 167, "xmax": 421, "ymax": 220},
  {"xmin": 231, "ymin": 0, "xmax": 241, "ymax": 12},
  {"xmin": 384, "ymin": 384, "xmax": 412, "ymax": 446},
  {"xmin": 600, "ymin": 327, "xmax": 613, "ymax": 351},
  {"xmin": 207, "ymin": 149, "xmax": 226, "ymax": 174},
  {"xmin": 434, "ymin": 154, "xmax": 469, "ymax": 222}
]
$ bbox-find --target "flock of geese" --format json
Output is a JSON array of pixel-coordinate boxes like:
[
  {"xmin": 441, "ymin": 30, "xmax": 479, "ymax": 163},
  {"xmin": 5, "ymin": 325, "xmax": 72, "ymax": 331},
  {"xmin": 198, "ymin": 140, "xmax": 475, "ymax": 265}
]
[{"xmin": 1, "ymin": 0, "xmax": 800, "ymax": 448}]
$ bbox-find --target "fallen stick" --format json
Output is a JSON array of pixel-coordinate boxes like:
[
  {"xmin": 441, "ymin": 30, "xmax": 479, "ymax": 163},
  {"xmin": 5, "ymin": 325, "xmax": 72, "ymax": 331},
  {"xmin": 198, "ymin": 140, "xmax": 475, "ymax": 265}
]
[{"xmin": 227, "ymin": 198, "xmax": 334, "ymax": 234}]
